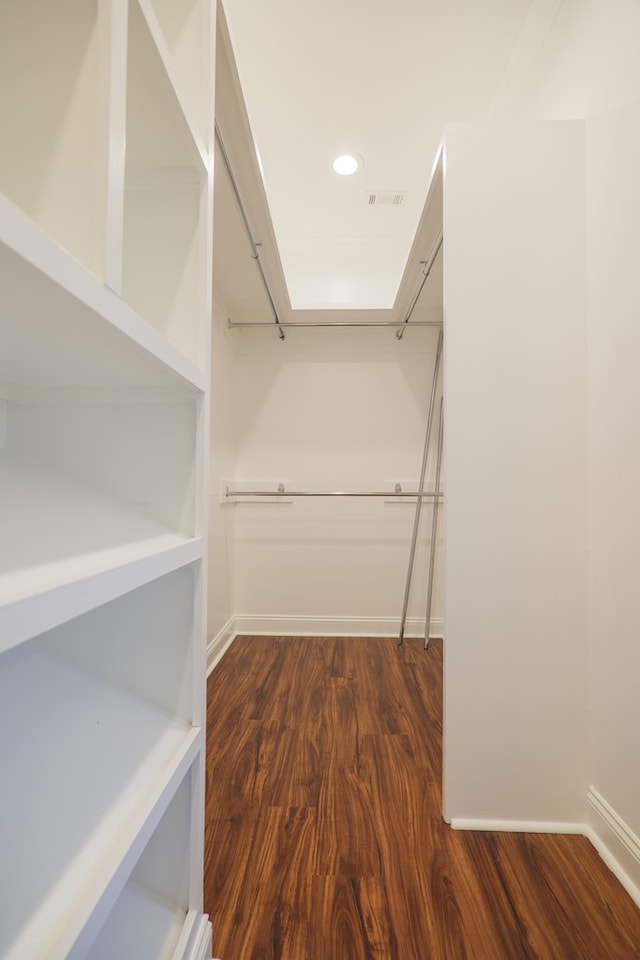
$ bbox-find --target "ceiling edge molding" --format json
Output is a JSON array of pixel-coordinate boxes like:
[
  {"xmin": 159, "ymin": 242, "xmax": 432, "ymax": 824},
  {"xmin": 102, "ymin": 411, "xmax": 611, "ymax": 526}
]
[
  {"xmin": 391, "ymin": 146, "xmax": 443, "ymax": 321},
  {"xmin": 215, "ymin": 4, "xmax": 292, "ymax": 318},
  {"xmin": 489, "ymin": 0, "xmax": 565, "ymax": 119}
]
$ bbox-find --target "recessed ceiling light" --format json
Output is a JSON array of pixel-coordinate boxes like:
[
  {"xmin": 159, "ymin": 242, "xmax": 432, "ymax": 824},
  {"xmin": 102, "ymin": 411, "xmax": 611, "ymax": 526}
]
[{"xmin": 333, "ymin": 153, "xmax": 362, "ymax": 176}]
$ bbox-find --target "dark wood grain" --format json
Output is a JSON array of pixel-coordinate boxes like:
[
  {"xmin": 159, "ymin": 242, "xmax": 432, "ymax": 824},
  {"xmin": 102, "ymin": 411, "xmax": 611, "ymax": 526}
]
[{"xmin": 205, "ymin": 636, "xmax": 640, "ymax": 958}]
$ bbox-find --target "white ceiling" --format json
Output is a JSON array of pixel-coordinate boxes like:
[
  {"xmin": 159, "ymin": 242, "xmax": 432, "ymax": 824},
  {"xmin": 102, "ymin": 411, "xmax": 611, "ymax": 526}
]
[{"xmin": 219, "ymin": 0, "xmax": 535, "ymax": 312}]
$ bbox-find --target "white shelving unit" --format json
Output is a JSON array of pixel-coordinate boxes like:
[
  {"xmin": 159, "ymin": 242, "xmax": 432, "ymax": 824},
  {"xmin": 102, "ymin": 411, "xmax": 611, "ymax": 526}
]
[{"xmin": 0, "ymin": 0, "xmax": 215, "ymax": 957}]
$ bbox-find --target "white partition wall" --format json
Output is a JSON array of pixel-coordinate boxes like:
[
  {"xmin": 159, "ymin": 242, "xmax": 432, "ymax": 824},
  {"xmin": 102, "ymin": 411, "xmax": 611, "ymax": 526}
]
[
  {"xmin": 443, "ymin": 121, "xmax": 589, "ymax": 827},
  {"xmin": 207, "ymin": 297, "xmax": 237, "ymax": 661},
  {"xmin": 585, "ymin": 100, "xmax": 640, "ymax": 894},
  {"xmin": 0, "ymin": 1, "xmax": 215, "ymax": 957}
]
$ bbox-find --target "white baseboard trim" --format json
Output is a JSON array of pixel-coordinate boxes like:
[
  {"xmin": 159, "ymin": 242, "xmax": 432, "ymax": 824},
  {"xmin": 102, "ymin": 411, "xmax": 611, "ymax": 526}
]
[
  {"xmin": 206, "ymin": 613, "xmax": 444, "ymax": 676},
  {"xmin": 175, "ymin": 911, "xmax": 211, "ymax": 960},
  {"xmin": 188, "ymin": 916, "xmax": 212, "ymax": 960},
  {"xmin": 586, "ymin": 787, "xmax": 640, "ymax": 908},
  {"xmin": 207, "ymin": 617, "xmax": 235, "ymax": 676},
  {"xmin": 450, "ymin": 818, "xmax": 585, "ymax": 835},
  {"xmin": 450, "ymin": 795, "xmax": 640, "ymax": 910},
  {"xmin": 231, "ymin": 614, "xmax": 444, "ymax": 640}
]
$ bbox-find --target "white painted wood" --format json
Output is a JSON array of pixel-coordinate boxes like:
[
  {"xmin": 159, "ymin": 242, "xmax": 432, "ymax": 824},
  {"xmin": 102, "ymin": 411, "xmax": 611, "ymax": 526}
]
[
  {"xmin": 147, "ymin": 0, "xmax": 214, "ymax": 148},
  {"xmin": 8, "ymin": 397, "xmax": 197, "ymax": 533},
  {"xmin": 35, "ymin": 568, "xmax": 197, "ymax": 719},
  {"xmin": 0, "ymin": 454, "xmax": 185, "ymax": 610},
  {"xmin": 122, "ymin": 0, "xmax": 207, "ymax": 369},
  {"xmin": 85, "ymin": 768, "xmax": 203, "ymax": 959},
  {"xmin": 0, "ymin": 195, "xmax": 206, "ymax": 392},
  {"xmin": 207, "ymin": 617, "xmax": 236, "ymax": 675},
  {"xmin": 0, "ymin": 535, "xmax": 201, "ymax": 657},
  {"xmin": 123, "ymin": 180, "xmax": 205, "ymax": 367},
  {"xmin": 175, "ymin": 912, "xmax": 214, "ymax": 960},
  {"xmin": 0, "ymin": 0, "xmax": 214, "ymax": 951},
  {"xmin": 126, "ymin": 1, "xmax": 205, "ymax": 174},
  {"xmin": 64, "ymin": 747, "xmax": 202, "ymax": 960},
  {"xmin": 103, "ymin": 0, "xmax": 129, "ymax": 295},
  {"xmin": 186, "ymin": 917, "xmax": 214, "ymax": 960},
  {"xmin": 0, "ymin": 0, "xmax": 108, "ymax": 278},
  {"xmin": 207, "ymin": 301, "xmax": 238, "ymax": 642},
  {"xmin": 137, "ymin": 0, "xmax": 211, "ymax": 160},
  {"xmin": 0, "ymin": 646, "xmax": 199, "ymax": 960},
  {"xmin": 230, "ymin": 614, "xmax": 444, "ymax": 640},
  {"xmin": 450, "ymin": 819, "xmax": 586, "ymax": 835},
  {"xmin": 86, "ymin": 885, "xmax": 187, "ymax": 960}
]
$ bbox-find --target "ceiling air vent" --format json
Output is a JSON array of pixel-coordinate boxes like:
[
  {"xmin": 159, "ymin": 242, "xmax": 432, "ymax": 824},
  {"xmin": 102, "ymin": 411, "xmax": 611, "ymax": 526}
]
[{"xmin": 367, "ymin": 191, "xmax": 406, "ymax": 206}]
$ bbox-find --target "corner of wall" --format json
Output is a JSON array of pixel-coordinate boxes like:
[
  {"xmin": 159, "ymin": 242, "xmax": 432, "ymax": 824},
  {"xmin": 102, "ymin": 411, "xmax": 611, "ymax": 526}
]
[
  {"xmin": 585, "ymin": 787, "xmax": 640, "ymax": 909},
  {"xmin": 207, "ymin": 617, "xmax": 235, "ymax": 676}
]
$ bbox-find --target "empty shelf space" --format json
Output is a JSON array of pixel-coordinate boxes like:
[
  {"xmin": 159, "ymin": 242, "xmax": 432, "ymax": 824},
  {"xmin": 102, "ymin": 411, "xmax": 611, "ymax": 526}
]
[
  {"xmin": 87, "ymin": 766, "xmax": 195, "ymax": 960},
  {"xmin": 0, "ymin": 0, "xmax": 107, "ymax": 277},
  {"xmin": 1, "ymin": 536, "xmax": 202, "ymax": 658},
  {"xmin": 87, "ymin": 885, "xmax": 187, "ymax": 960},
  {"xmin": 138, "ymin": 0, "xmax": 213, "ymax": 152},
  {"xmin": 0, "ymin": 646, "xmax": 199, "ymax": 960},
  {"xmin": 123, "ymin": 0, "xmax": 208, "ymax": 367},
  {"xmin": 0, "ymin": 196, "xmax": 206, "ymax": 392},
  {"xmin": 0, "ymin": 455, "xmax": 198, "ymax": 650}
]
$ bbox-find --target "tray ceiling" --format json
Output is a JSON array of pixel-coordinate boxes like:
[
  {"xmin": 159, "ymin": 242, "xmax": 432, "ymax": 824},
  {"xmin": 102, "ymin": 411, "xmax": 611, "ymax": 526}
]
[{"xmin": 221, "ymin": 0, "xmax": 537, "ymax": 311}]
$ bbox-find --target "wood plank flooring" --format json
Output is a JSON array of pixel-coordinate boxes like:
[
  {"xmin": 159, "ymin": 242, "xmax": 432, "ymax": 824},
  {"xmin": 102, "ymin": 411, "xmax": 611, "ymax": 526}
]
[{"xmin": 205, "ymin": 636, "xmax": 640, "ymax": 959}]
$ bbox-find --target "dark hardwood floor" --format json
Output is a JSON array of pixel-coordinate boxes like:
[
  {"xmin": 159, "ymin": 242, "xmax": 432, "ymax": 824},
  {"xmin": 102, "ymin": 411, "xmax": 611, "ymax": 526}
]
[{"xmin": 204, "ymin": 636, "xmax": 640, "ymax": 958}]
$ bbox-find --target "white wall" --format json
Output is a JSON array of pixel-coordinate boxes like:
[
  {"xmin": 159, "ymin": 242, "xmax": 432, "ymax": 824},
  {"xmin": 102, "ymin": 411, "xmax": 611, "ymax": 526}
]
[
  {"xmin": 511, "ymin": 0, "xmax": 640, "ymax": 120},
  {"xmin": 207, "ymin": 295, "xmax": 236, "ymax": 645},
  {"xmin": 445, "ymin": 0, "xmax": 640, "ymax": 884},
  {"xmin": 502, "ymin": 0, "xmax": 640, "ymax": 896},
  {"xmin": 224, "ymin": 328, "xmax": 444, "ymax": 636},
  {"xmin": 443, "ymin": 121, "xmax": 589, "ymax": 825}
]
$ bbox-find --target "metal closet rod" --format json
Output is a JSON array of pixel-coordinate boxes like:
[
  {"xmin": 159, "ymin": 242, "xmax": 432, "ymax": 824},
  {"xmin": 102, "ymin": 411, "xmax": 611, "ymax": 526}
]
[
  {"xmin": 214, "ymin": 122, "xmax": 285, "ymax": 340},
  {"xmin": 226, "ymin": 485, "xmax": 443, "ymax": 499},
  {"xmin": 227, "ymin": 319, "xmax": 442, "ymax": 330},
  {"xmin": 399, "ymin": 327, "xmax": 443, "ymax": 644},
  {"xmin": 396, "ymin": 229, "xmax": 444, "ymax": 341},
  {"xmin": 226, "ymin": 230, "xmax": 444, "ymax": 336}
]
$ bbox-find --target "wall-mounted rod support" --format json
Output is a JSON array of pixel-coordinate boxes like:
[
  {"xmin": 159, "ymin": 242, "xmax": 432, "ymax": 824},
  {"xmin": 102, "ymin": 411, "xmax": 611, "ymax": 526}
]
[
  {"xmin": 396, "ymin": 230, "xmax": 444, "ymax": 340},
  {"xmin": 424, "ymin": 398, "xmax": 444, "ymax": 649},
  {"xmin": 227, "ymin": 319, "xmax": 442, "ymax": 331},
  {"xmin": 214, "ymin": 122, "xmax": 285, "ymax": 340},
  {"xmin": 226, "ymin": 485, "xmax": 443, "ymax": 500},
  {"xmin": 399, "ymin": 327, "xmax": 443, "ymax": 644}
]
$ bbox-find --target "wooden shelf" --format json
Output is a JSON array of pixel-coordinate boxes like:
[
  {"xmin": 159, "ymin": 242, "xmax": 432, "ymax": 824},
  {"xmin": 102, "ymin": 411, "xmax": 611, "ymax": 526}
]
[
  {"xmin": 0, "ymin": 0, "xmax": 214, "ymax": 952},
  {"xmin": 0, "ymin": 195, "xmax": 206, "ymax": 393},
  {"xmin": 87, "ymin": 763, "xmax": 194, "ymax": 959},
  {"xmin": 0, "ymin": 454, "xmax": 201, "ymax": 655},
  {"xmin": 86, "ymin": 885, "xmax": 187, "ymax": 960},
  {"xmin": 122, "ymin": 0, "xmax": 209, "ymax": 369},
  {"xmin": 0, "ymin": 534, "xmax": 202, "ymax": 658},
  {"xmin": 0, "ymin": 647, "xmax": 200, "ymax": 960},
  {"xmin": 0, "ymin": 0, "xmax": 108, "ymax": 279},
  {"xmin": 139, "ymin": 0, "xmax": 213, "ymax": 154}
]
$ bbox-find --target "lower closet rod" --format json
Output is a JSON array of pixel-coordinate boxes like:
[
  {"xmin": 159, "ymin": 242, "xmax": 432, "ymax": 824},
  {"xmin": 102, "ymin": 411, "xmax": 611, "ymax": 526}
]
[{"xmin": 226, "ymin": 487, "xmax": 443, "ymax": 499}]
